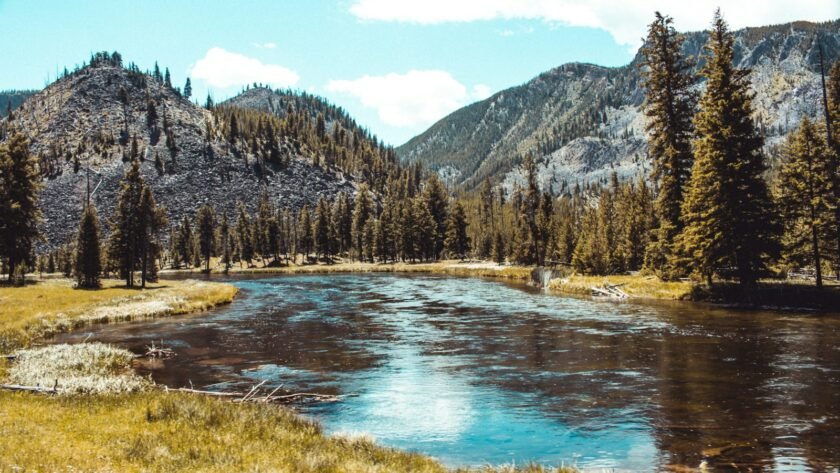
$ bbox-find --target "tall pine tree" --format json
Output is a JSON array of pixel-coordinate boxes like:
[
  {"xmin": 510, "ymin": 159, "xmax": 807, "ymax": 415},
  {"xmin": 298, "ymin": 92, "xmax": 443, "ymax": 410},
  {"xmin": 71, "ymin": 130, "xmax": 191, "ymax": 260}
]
[
  {"xmin": 640, "ymin": 12, "xmax": 696, "ymax": 279},
  {"xmin": 776, "ymin": 118, "xmax": 834, "ymax": 288},
  {"xmin": 0, "ymin": 134, "xmax": 42, "ymax": 283},
  {"xmin": 677, "ymin": 11, "xmax": 777, "ymax": 286},
  {"xmin": 74, "ymin": 204, "xmax": 101, "ymax": 288}
]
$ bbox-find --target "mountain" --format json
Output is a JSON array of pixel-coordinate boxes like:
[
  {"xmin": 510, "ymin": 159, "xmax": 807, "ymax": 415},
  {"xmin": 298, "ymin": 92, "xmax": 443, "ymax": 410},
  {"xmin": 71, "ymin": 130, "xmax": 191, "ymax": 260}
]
[
  {"xmin": 397, "ymin": 20, "xmax": 840, "ymax": 192},
  {"xmin": 222, "ymin": 86, "xmax": 376, "ymax": 142},
  {"xmin": 0, "ymin": 53, "xmax": 373, "ymax": 249},
  {"xmin": 0, "ymin": 90, "xmax": 37, "ymax": 117}
]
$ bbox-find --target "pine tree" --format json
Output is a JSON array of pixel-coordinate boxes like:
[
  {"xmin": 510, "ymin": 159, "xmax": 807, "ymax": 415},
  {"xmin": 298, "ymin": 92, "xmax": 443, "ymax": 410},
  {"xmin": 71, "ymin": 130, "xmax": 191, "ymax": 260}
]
[
  {"xmin": 413, "ymin": 196, "xmax": 436, "ymax": 261},
  {"xmin": 137, "ymin": 186, "xmax": 166, "ymax": 287},
  {"xmin": 444, "ymin": 201, "xmax": 470, "ymax": 260},
  {"xmin": 74, "ymin": 204, "xmax": 101, "ymax": 288},
  {"xmin": 108, "ymin": 160, "xmax": 144, "ymax": 287},
  {"xmin": 423, "ymin": 174, "xmax": 449, "ymax": 259},
  {"xmin": 175, "ymin": 217, "xmax": 194, "ymax": 269},
  {"xmin": 298, "ymin": 205, "xmax": 313, "ymax": 260},
  {"xmin": 164, "ymin": 68, "xmax": 172, "ymax": 89},
  {"xmin": 315, "ymin": 112, "xmax": 326, "ymax": 142},
  {"xmin": 196, "ymin": 204, "xmax": 216, "ymax": 272},
  {"xmin": 677, "ymin": 11, "xmax": 778, "ymax": 286},
  {"xmin": 776, "ymin": 118, "xmax": 834, "ymax": 288},
  {"xmin": 183, "ymin": 78, "xmax": 192, "ymax": 100},
  {"xmin": 0, "ymin": 133, "xmax": 42, "ymax": 283},
  {"xmin": 826, "ymin": 60, "xmax": 840, "ymax": 277},
  {"xmin": 236, "ymin": 204, "xmax": 253, "ymax": 267},
  {"xmin": 493, "ymin": 232, "xmax": 506, "ymax": 265},
  {"xmin": 314, "ymin": 196, "xmax": 332, "ymax": 262},
  {"xmin": 219, "ymin": 212, "xmax": 232, "ymax": 273},
  {"xmin": 640, "ymin": 12, "xmax": 696, "ymax": 279},
  {"xmin": 352, "ymin": 185, "xmax": 373, "ymax": 260}
]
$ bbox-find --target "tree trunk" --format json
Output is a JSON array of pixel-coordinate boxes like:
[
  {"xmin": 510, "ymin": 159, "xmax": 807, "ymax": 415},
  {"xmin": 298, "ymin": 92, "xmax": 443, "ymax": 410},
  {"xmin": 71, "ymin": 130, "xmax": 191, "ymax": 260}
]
[{"xmin": 812, "ymin": 219, "xmax": 823, "ymax": 289}]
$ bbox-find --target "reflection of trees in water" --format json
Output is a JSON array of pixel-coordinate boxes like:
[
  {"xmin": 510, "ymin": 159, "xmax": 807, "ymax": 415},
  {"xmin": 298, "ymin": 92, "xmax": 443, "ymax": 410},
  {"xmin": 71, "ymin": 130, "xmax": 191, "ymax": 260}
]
[
  {"xmin": 651, "ymin": 317, "xmax": 781, "ymax": 470},
  {"xmin": 425, "ymin": 302, "xmax": 840, "ymax": 471}
]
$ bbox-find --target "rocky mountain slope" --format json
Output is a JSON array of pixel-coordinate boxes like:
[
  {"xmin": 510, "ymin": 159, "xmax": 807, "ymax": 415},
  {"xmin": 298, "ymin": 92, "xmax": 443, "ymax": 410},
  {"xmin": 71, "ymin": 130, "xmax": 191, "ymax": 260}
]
[
  {"xmin": 398, "ymin": 20, "xmax": 840, "ymax": 192},
  {"xmin": 0, "ymin": 55, "xmax": 358, "ymax": 249}
]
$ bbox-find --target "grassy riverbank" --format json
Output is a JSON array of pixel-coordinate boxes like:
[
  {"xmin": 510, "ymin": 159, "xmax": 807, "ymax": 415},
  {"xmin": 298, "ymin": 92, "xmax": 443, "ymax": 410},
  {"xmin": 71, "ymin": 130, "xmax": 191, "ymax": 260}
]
[
  {"xmin": 549, "ymin": 274, "xmax": 694, "ymax": 300},
  {"xmin": 0, "ymin": 389, "xmax": 573, "ymax": 473},
  {"xmin": 0, "ymin": 278, "xmax": 238, "ymax": 352},
  {"xmin": 549, "ymin": 274, "xmax": 840, "ymax": 311}
]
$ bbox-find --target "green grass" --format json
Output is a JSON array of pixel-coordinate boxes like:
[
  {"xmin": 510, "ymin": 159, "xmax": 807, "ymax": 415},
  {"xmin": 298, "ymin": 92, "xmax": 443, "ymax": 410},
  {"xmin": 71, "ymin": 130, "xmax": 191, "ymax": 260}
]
[{"xmin": 0, "ymin": 278, "xmax": 238, "ymax": 352}]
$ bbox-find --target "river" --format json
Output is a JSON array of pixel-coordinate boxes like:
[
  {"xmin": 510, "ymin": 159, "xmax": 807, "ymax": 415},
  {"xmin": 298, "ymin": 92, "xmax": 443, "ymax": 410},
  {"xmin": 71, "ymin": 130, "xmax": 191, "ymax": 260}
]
[{"xmin": 53, "ymin": 273, "xmax": 840, "ymax": 471}]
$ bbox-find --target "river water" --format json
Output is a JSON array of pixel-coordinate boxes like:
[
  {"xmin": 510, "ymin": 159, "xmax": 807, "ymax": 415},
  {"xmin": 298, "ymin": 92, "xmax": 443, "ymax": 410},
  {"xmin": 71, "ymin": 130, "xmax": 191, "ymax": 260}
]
[{"xmin": 53, "ymin": 274, "xmax": 840, "ymax": 471}]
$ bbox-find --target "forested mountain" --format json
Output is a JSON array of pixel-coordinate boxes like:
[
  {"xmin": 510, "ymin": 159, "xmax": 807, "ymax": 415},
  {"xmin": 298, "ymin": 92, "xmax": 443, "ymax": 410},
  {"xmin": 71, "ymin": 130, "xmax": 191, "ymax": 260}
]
[
  {"xmin": 0, "ymin": 90, "xmax": 37, "ymax": 117},
  {"xmin": 0, "ymin": 53, "xmax": 397, "ymax": 249},
  {"xmin": 398, "ymin": 20, "xmax": 840, "ymax": 192}
]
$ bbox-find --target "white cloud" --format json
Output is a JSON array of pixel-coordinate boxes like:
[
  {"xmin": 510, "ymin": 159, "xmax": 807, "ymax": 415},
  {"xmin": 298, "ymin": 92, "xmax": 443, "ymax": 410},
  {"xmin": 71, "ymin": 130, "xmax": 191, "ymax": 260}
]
[
  {"xmin": 349, "ymin": 0, "xmax": 840, "ymax": 47},
  {"xmin": 253, "ymin": 42, "xmax": 277, "ymax": 49},
  {"xmin": 191, "ymin": 47, "xmax": 298, "ymax": 89},
  {"xmin": 326, "ymin": 70, "xmax": 471, "ymax": 127},
  {"xmin": 472, "ymin": 83, "xmax": 492, "ymax": 100}
]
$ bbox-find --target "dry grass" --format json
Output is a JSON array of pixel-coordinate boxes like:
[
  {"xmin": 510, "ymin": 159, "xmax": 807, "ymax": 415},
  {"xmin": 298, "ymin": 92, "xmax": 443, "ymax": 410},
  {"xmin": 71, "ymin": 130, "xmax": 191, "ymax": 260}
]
[
  {"xmin": 0, "ymin": 278, "xmax": 238, "ymax": 352},
  {"xmin": 549, "ymin": 274, "xmax": 694, "ymax": 300},
  {"xmin": 8, "ymin": 343, "xmax": 151, "ymax": 394},
  {"xmin": 0, "ymin": 390, "xmax": 576, "ymax": 473}
]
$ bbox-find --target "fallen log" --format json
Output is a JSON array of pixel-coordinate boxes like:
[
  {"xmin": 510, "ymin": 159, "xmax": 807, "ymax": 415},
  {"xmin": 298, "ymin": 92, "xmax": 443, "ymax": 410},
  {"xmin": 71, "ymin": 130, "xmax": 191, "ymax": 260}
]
[
  {"xmin": 0, "ymin": 383, "xmax": 58, "ymax": 394},
  {"xmin": 171, "ymin": 387, "xmax": 243, "ymax": 397},
  {"xmin": 1, "ymin": 354, "xmax": 16, "ymax": 360},
  {"xmin": 170, "ymin": 384, "xmax": 341, "ymax": 404}
]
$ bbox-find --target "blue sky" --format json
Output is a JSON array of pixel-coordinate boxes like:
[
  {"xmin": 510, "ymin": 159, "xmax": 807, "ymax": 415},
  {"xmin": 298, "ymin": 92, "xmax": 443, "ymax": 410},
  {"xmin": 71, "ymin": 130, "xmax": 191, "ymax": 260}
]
[{"xmin": 1, "ymin": 1, "xmax": 837, "ymax": 145}]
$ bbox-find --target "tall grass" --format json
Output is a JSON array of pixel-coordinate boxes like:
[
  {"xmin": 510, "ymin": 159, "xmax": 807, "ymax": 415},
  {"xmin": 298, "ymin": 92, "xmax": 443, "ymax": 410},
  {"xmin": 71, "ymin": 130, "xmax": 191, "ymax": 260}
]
[
  {"xmin": 0, "ymin": 391, "xmax": 576, "ymax": 472},
  {"xmin": 0, "ymin": 278, "xmax": 238, "ymax": 352}
]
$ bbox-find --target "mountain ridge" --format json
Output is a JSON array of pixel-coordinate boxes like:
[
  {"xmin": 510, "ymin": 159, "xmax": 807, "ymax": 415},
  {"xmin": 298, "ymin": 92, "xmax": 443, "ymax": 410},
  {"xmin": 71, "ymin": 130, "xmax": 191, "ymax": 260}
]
[{"xmin": 397, "ymin": 19, "xmax": 840, "ymax": 191}]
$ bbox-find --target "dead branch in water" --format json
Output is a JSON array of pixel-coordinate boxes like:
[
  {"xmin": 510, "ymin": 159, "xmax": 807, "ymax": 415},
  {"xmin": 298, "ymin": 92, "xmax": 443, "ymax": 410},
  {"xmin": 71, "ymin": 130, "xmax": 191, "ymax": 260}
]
[
  {"xmin": 591, "ymin": 283, "xmax": 629, "ymax": 299},
  {"xmin": 169, "ymin": 383, "xmax": 342, "ymax": 404}
]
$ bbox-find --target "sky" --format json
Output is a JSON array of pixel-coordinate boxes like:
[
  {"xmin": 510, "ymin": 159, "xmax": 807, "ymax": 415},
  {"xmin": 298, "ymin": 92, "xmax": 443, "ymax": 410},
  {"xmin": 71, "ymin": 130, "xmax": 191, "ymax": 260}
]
[{"xmin": 0, "ymin": 1, "xmax": 837, "ymax": 146}]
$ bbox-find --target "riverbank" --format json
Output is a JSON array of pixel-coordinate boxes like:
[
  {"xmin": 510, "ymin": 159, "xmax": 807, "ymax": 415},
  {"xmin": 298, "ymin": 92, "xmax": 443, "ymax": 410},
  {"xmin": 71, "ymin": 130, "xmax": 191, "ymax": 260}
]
[
  {"xmin": 163, "ymin": 259, "xmax": 840, "ymax": 311},
  {"xmin": 163, "ymin": 259, "xmax": 537, "ymax": 282},
  {"xmin": 549, "ymin": 274, "xmax": 840, "ymax": 311},
  {"xmin": 548, "ymin": 274, "xmax": 694, "ymax": 300},
  {"xmin": 0, "ymin": 278, "xmax": 238, "ymax": 353}
]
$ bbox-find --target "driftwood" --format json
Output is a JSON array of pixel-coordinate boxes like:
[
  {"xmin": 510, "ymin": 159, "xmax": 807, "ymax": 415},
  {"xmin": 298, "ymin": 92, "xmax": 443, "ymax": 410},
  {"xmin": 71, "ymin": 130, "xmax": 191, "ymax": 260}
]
[
  {"xmin": 591, "ymin": 283, "xmax": 629, "ymax": 300},
  {"xmin": 0, "ymin": 382, "xmax": 58, "ymax": 394},
  {"xmin": 1, "ymin": 354, "xmax": 16, "ymax": 360},
  {"xmin": 136, "ymin": 342, "xmax": 177, "ymax": 359},
  {"xmin": 168, "ymin": 382, "xmax": 342, "ymax": 404}
]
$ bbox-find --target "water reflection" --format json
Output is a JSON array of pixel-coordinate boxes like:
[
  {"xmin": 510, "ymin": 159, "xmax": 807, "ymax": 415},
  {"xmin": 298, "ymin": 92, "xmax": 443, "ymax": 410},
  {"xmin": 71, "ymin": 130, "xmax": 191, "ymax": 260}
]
[{"xmin": 53, "ymin": 274, "xmax": 840, "ymax": 471}]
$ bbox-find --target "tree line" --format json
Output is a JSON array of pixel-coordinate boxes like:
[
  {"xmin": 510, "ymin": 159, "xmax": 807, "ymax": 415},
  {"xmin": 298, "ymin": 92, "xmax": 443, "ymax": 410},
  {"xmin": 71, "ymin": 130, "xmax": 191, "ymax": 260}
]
[{"xmin": 2, "ymin": 12, "xmax": 838, "ymax": 290}]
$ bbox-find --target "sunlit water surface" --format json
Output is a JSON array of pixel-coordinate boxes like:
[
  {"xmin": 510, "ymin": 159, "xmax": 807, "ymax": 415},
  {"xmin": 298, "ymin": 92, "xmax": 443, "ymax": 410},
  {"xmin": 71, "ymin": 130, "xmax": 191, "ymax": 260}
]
[{"xmin": 54, "ymin": 274, "xmax": 840, "ymax": 471}]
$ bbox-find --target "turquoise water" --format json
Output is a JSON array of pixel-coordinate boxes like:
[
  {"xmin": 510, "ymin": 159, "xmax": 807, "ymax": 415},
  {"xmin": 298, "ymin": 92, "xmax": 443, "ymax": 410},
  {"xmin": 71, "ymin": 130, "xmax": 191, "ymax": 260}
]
[{"xmin": 55, "ymin": 273, "xmax": 840, "ymax": 471}]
